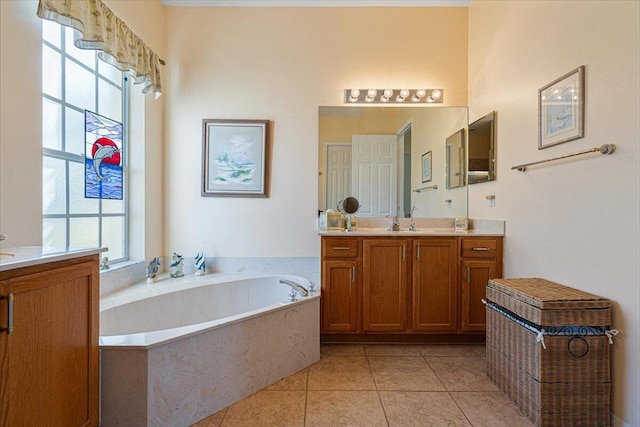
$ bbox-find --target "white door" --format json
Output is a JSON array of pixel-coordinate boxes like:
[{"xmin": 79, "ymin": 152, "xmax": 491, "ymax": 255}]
[
  {"xmin": 325, "ymin": 143, "xmax": 352, "ymax": 212},
  {"xmin": 352, "ymin": 135, "xmax": 397, "ymax": 217}
]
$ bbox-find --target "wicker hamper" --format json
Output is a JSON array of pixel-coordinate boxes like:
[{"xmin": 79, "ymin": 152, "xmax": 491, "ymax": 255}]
[{"xmin": 485, "ymin": 278, "xmax": 613, "ymax": 427}]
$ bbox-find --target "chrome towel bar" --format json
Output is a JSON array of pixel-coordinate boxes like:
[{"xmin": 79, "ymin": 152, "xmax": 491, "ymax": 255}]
[
  {"xmin": 413, "ymin": 184, "xmax": 438, "ymax": 192},
  {"xmin": 511, "ymin": 144, "xmax": 616, "ymax": 172}
]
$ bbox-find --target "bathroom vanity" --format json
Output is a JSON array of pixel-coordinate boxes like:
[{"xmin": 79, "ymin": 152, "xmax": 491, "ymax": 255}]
[
  {"xmin": 0, "ymin": 247, "xmax": 102, "ymax": 427},
  {"xmin": 319, "ymin": 226, "xmax": 503, "ymax": 342}
]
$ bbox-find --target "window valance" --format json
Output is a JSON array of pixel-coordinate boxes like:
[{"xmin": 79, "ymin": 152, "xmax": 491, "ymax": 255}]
[{"xmin": 37, "ymin": 0, "xmax": 163, "ymax": 95}]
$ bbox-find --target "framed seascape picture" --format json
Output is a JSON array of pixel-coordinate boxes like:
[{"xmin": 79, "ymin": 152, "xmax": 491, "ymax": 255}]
[
  {"xmin": 421, "ymin": 151, "xmax": 432, "ymax": 183},
  {"xmin": 539, "ymin": 66, "xmax": 585, "ymax": 149},
  {"xmin": 202, "ymin": 119, "xmax": 270, "ymax": 197}
]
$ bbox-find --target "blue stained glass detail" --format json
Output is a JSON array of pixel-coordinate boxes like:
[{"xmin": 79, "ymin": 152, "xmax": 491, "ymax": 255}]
[{"xmin": 84, "ymin": 110, "xmax": 123, "ymax": 200}]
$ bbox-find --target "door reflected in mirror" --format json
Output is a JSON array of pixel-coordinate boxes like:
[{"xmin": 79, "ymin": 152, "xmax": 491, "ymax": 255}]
[
  {"xmin": 468, "ymin": 111, "xmax": 496, "ymax": 184},
  {"xmin": 446, "ymin": 128, "xmax": 466, "ymax": 189},
  {"xmin": 319, "ymin": 106, "xmax": 468, "ymax": 219}
]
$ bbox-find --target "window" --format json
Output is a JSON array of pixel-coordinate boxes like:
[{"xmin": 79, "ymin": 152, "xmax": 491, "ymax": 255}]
[{"xmin": 42, "ymin": 20, "xmax": 129, "ymax": 263}]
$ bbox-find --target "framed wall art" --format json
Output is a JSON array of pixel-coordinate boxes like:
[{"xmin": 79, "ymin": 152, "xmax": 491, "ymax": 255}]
[
  {"xmin": 539, "ymin": 65, "xmax": 585, "ymax": 149},
  {"xmin": 202, "ymin": 119, "xmax": 270, "ymax": 197},
  {"xmin": 421, "ymin": 150, "xmax": 432, "ymax": 183}
]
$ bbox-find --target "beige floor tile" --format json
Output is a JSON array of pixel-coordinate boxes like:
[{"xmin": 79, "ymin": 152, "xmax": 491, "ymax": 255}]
[
  {"xmin": 368, "ymin": 356, "xmax": 445, "ymax": 391},
  {"xmin": 191, "ymin": 408, "xmax": 227, "ymax": 427},
  {"xmin": 308, "ymin": 356, "xmax": 376, "ymax": 390},
  {"xmin": 363, "ymin": 344, "xmax": 420, "ymax": 356},
  {"xmin": 320, "ymin": 344, "xmax": 365, "ymax": 356},
  {"xmin": 221, "ymin": 390, "xmax": 305, "ymax": 427},
  {"xmin": 379, "ymin": 391, "xmax": 472, "ymax": 427},
  {"xmin": 451, "ymin": 391, "xmax": 534, "ymax": 427},
  {"xmin": 472, "ymin": 344, "xmax": 487, "ymax": 357},
  {"xmin": 417, "ymin": 344, "xmax": 483, "ymax": 357},
  {"xmin": 265, "ymin": 368, "xmax": 308, "ymax": 391},
  {"xmin": 305, "ymin": 390, "xmax": 388, "ymax": 427},
  {"xmin": 426, "ymin": 356, "xmax": 499, "ymax": 392}
]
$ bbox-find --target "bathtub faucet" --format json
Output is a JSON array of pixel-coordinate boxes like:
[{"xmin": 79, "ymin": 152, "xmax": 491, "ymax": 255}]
[{"xmin": 280, "ymin": 279, "xmax": 309, "ymax": 301}]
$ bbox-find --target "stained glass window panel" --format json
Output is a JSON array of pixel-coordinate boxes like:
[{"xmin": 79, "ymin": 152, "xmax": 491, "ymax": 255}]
[
  {"xmin": 43, "ymin": 156, "xmax": 67, "ymax": 215},
  {"xmin": 85, "ymin": 111, "xmax": 123, "ymax": 200}
]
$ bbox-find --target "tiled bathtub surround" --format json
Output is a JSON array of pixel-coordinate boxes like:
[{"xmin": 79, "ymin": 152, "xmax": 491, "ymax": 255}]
[
  {"xmin": 193, "ymin": 344, "xmax": 534, "ymax": 427},
  {"xmin": 100, "ymin": 273, "xmax": 320, "ymax": 426}
]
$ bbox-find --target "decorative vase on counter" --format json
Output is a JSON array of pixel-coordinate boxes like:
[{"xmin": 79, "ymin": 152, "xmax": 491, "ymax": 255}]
[
  {"xmin": 146, "ymin": 257, "xmax": 160, "ymax": 283},
  {"xmin": 195, "ymin": 252, "xmax": 206, "ymax": 276},
  {"xmin": 170, "ymin": 252, "xmax": 184, "ymax": 278}
]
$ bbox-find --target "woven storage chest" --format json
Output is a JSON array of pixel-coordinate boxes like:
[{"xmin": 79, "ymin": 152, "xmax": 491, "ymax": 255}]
[{"xmin": 485, "ymin": 278, "xmax": 612, "ymax": 427}]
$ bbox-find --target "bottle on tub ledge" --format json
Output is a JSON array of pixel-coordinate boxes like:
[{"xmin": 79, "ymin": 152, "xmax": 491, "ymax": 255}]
[
  {"xmin": 170, "ymin": 252, "xmax": 185, "ymax": 278},
  {"xmin": 195, "ymin": 251, "xmax": 206, "ymax": 276}
]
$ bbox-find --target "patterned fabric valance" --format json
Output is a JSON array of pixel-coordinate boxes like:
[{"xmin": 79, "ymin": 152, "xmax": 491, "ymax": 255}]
[{"xmin": 37, "ymin": 0, "xmax": 163, "ymax": 95}]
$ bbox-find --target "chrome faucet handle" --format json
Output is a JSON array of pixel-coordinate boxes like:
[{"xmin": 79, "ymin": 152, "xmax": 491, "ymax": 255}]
[
  {"xmin": 409, "ymin": 222, "xmax": 416, "ymax": 231},
  {"xmin": 308, "ymin": 281, "xmax": 316, "ymax": 293},
  {"xmin": 288, "ymin": 288, "xmax": 298, "ymax": 302},
  {"xmin": 0, "ymin": 234, "xmax": 6, "ymax": 241}
]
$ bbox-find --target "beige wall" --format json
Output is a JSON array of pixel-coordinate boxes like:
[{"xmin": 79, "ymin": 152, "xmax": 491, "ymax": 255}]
[
  {"xmin": 0, "ymin": 1, "xmax": 42, "ymax": 246},
  {"xmin": 468, "ymin": 2, "xmax": 640, "ymax": 425},
  {"xmin": 0, "ymin": 0, "xmax": 165, "ymax": 259},
  {"xmin": 164, "ymin": 7, "xmax": 468, "ymax": 257}
]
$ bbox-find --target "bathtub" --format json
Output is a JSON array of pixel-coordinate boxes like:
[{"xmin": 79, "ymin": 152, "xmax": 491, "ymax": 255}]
[{"xmin": 99, "ymin": 273, "xmax": 320, "ymax": 427}]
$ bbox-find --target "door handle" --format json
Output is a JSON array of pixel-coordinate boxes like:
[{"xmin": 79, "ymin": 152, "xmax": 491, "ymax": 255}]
[
  {"xmin": 351, "ymin": 266, "xmax": 356, "ymax": 282},
  {"xmin": 402, "ymin": 244, "xmax": 406, "ymax": 262},
  {"xmin": 466, "ymin": 266, "xmax": 470, "ymax": 282},
  {"xmin": 416, "ymin": 244, "xmax": 421, "ymax": 260},
  {"xmin": 1, "ymin": 293, "xmax": 14, "ymax": 335},
  {"xmin": 332, "ymin": 247, "xmax": 350, "ymax": 251},
  {"xmin": 471, "ymin": 247, "xmax": 490, "ymax": 252}
]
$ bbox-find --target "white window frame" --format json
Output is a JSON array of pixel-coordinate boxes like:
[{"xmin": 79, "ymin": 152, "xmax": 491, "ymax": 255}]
[{"xmin": 42, "ymin": 23, "xmax": 129, "ymax": 263}]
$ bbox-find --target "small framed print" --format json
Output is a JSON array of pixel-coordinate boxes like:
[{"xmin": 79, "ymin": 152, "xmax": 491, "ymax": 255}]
[
  {"xmin": 421, "ymin": 151, "xmax": 432, "ymax": 183},
  {"xmin": 539, "ymin": 66, "xmax": 585, "ymax": 149}
]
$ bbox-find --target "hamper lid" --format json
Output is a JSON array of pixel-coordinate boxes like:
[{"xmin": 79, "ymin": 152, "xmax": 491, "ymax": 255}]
[{"xmin": 488, "ymin": 278, "xmax": 610, "ymax": 309}]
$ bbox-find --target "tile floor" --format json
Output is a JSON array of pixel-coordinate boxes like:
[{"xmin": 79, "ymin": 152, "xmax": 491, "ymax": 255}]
[{"xmin": 192, "ymin": 344, "xmax": 534, "ymax": 427}]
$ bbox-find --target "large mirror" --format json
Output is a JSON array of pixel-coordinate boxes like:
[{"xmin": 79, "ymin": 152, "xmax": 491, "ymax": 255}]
[
  {"xmin": 468, "ymin": 111, "xmax": 496, "ymax": 184},
  {"xmin": 319, "ymin": 107, "xmax": 468, "ymax": 219}
]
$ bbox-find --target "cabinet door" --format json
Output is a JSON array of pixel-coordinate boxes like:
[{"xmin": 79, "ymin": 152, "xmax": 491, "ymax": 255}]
[
  {"xmin": 0, "ymin": 260, "xmax": 99, "ymax": 427},
  {"xmin": 413, "ymin": 239, "xmax": 458, "ymax": 332},
  {"xmin": 363, "ymin": 239, "xmax": 408, "ymax": 332},
  {"xmin": 321, "ymin": 260, "xmax": 359, "ymax": 333},
  {"xmin": 460, "ymin": 259, "xmax": 497, "ymax": 332}
]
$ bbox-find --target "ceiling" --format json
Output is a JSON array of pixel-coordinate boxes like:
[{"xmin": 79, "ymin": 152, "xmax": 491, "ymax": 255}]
[{"xmin": 159, "ymin": 0, "xmax": 471, "ymax": 7}]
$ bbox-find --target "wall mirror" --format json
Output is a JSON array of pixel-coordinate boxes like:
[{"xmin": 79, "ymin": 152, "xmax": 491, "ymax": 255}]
[
  {"xmin": 318, "ymin": 106, "xmax": 468, "ymax": 219},
  {"xmin": 467, "ymin": 111, "xmax": 496, "ymax": 184},
  {"xmin": 445, "ymin": 128, "xmax": 466, "ymax": 189}
]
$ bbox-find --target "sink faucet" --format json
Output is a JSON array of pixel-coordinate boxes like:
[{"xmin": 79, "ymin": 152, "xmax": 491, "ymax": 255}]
[
  {"xmin": 389, "ymin": 216, "xmax": 401, "ymax": 231},
  {"xmin": 280, "ymin": 279, "xmax": 309, "ymax": 301},
  {"xmin": 409, "ymin": 205, "xmax": 417, "ymax": 231}
]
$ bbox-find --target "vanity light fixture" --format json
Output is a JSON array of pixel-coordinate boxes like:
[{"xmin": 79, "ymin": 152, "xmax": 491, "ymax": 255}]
[{"xmin": 344, "ymin": 88, "xmax": 444, "ymax": 104}]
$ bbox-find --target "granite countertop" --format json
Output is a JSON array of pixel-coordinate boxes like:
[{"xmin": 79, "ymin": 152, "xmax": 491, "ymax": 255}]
[
  {"xmin": 318, "ymin": 228, "xmax": 504, "ymax": 237},
  {"xmin": 0, "ymin": 246, "xmax": 106, "ymax": 272},
  {"xmin": 318, "ymin": 217, "xmax": 505, "ymax": 237}
]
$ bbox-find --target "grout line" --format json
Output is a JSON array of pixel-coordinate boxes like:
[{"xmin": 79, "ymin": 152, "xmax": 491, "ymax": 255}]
[
  {"xmin": 448, "ymin": 391, "xmax": 475, "ymax": 427},
  {"xmin": 303, "ymin": 368, "xmax": 309, "ymax": 426},
  {"xmin": 367, "ymin": 353, "xmax": 391, "ymax": 427}
]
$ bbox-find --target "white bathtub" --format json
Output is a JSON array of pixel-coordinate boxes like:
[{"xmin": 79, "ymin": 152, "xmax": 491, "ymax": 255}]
[{"xmin": 99, "ymin": 273, "xmax": 320, "ymax": 427}]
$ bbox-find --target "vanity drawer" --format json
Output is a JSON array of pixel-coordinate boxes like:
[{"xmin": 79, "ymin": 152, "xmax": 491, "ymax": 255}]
[
  {"xmin": 323, "ymin": 238, "xmax": 359, "ymax": 258},
  {"xmin": 461, "ymin": 238, "xmax": 499, "ymax": 258}
]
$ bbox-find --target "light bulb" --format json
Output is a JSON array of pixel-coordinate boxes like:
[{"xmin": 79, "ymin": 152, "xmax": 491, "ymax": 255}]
[
  {"xmin": 411, "ymin": 95, "xmax": 420, "ymax": 102},
  {"xmin": 381, "ymin": 95, "xmax": 390, "ymax": 102},
  {"xmin": 396, "ymin": 95, "xmax": 405, "ymax": 102},
  {"xmin": 365, "ymin": 96, "xmax": 374, "ymax": 102},
  {"xmin": 349, "ymin": 96, "xmax": 358, "ymax": 103},
  {"xmin": 367, "ymin": 89, "xmax": 377, "ymax": 98},
  {"xmin": 430, "ymin": 89, "xmax": 442, "ymax": 100},
  {"xmin": 416, "ymin": 89, "xmax": 427, "ymax": 98},
  {"xmin": 350, "ymin": 89, "xmax": 360, "ymax": 99},
  {"xmin": 383, "ymin": 89, "xmax": 393, "ymax": 98},
  {"xmin": 400, "ymin": 89, "xmax": 410, "ymax": 98}
]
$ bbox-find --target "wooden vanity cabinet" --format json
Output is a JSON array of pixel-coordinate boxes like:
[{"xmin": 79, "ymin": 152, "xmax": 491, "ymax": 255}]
[
  {"xmin": 362, "ymin": 239, "xmax": 408, "ymax": 332},
  {"xmin": 459, "ymin": 238, "xmax": 503, "ymax": 332},
  {"xmin": 321, "ymin": 238, "xmax": 360, "ymax": 332},
  {"xmin": 0, "ymin": 255, "xmax": 100, "ymax": 427},
  {"xmin": 412, "ymin": 238, "xmax": 458, "ymax": 332}
]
